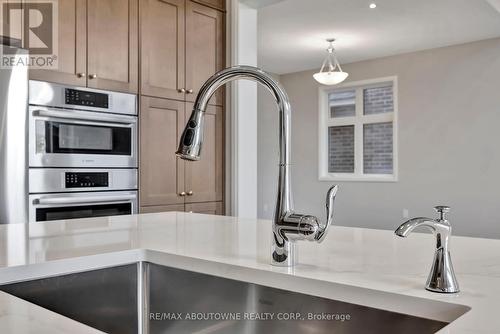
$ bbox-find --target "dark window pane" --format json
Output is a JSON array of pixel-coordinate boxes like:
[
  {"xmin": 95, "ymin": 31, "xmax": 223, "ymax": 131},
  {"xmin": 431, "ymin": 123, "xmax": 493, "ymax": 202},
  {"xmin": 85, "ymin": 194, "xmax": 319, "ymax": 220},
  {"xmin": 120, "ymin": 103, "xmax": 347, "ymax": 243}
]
[
  {"xmin": 363, "ymin": 85, "xmax": 393, "ymax": 115},
  {"xmin": 328, "ymin": 125, "xmax": 354, "ymax": 173},
  {"xmin": 45, "ymin": 121, "xmax": 132, "ymax": 155},
  {"xmin": 363, "ymin": 122, "xmax": 393, "ymax": 174},
  {"xmin": 329, "ymin": 89, "xmax": 355, "ymax": 118}
]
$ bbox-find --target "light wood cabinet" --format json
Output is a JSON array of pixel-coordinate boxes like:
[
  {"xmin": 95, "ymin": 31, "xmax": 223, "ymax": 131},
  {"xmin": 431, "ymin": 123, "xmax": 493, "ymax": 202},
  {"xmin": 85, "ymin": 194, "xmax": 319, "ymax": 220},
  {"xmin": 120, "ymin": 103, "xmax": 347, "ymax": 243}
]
[
  {"xmin": 139, "ymin": 97, "xmax": 224, "ymax": 214},
  {"xmin": 29, "ymin": 0, "xmax": 138, "ymax": 93},
  {"xmin": 140, "ymin": 0, "xmax": 224, "ymax": 106},
  {"xmin": 186, "ymin": 202, "xmax": 224, "ymax": 215},
  {"xmin": 29, "ymin": 0, "xmax": 87, "ymax": 86},
  {"xmin": 184, "ymin": 103, "xmax": 223, "ymax": 203},
  {"xmin": 139, "ymin": 0, "xmax": 226, "ymax": 216},
  {"xmin": 140, "ymin": 0, "xmax": 185, "ymax": 100},
  {"xmin": 185, "ymin": 1, "xmax": 224, "ymax": 106},
  {"xmin": 0, "ymin": 0, "xmax": 23, "ymax": 46},
  {"xmin": 140, "ymin": 204, "xmax": 185, "ymax": 214},
  {"xmin": 140, "ymin": 202, "xmax": 223, "ymax": 214},
  {"xmin": 139, "ymin": 97, "xmax": 185, "ymax": 207},
  {"xmin": 87, "ymin": 0, "xmax": 138, "ymax": 92},
  {"xmin": 191, "ymin": 0, "xmax": 225, "ymax": 11}
]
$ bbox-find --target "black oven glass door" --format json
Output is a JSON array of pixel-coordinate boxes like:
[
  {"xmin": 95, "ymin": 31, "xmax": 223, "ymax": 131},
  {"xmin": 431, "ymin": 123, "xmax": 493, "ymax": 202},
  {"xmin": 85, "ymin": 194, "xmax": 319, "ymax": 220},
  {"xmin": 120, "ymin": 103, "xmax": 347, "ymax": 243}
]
[
  {"xmin": 36, "ymin": 203, "xmax": 132, "ymax": 222},
  {"xmin": 45, "ymin": 121, "xmax": 132, "ymax": 155}
]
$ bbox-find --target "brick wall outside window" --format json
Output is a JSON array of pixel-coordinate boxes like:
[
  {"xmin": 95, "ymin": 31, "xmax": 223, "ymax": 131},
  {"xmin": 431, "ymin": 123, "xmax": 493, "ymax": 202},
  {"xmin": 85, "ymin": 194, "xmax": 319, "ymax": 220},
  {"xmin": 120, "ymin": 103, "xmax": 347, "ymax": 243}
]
[
  {"xmin": 363, "ymin": 122, "xmax": 393, "ymax": 174},
  {"xmin": 330, "ymin": 105, "xmax": 355, "ymax": 118},
  {"xmin": 364, "ymin": 86, "xmax": 394, "ymax": 115},
  {"xmin": 328, "ymin": 125, "xmax": 355, "ymax": 173}
]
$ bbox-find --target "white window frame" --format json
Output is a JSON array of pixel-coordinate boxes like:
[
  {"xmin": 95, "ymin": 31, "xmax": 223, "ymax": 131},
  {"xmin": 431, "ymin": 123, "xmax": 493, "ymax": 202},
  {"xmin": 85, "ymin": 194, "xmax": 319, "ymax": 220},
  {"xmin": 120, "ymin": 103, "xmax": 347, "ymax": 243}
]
[{"xmin": 318, "ymin": 76, "xmax": 399, "ymax": 182}]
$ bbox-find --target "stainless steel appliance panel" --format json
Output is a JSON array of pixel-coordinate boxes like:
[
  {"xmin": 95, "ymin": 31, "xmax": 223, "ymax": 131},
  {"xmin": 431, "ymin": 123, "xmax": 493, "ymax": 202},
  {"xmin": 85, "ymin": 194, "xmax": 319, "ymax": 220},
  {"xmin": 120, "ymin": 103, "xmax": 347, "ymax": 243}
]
[
  {"xmin": 29, "ymin": 168, "xmax": 138, "ymax": 193},
  {"xmin": 28, "ymin": 106, "xmax": 138, "ymax": 168},
  {"xmin": 29, "ymin": 80, "xmax": 137, "ymax": 116},
  {"xmin": 0, "ymin": 47, "xmax": 28, "ymax": 224},
  {"xmin": 29, "ymin": 190, "xmax": 138, "ymax": 222}
]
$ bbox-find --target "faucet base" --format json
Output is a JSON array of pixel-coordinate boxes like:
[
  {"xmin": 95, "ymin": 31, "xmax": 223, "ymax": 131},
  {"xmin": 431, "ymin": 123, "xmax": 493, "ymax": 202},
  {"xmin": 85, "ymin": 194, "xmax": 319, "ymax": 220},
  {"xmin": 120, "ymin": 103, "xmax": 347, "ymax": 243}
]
[
  {"xmin": 271, "ymin": 240, "xmax": 297, "ymax": 267},
  {"xmin": 425, "ymin": 287, "xmax": 459, "ymax": 294},
  {"xmin": 425, "ymin": 248, "xmax": 460, "ymax": 293}
]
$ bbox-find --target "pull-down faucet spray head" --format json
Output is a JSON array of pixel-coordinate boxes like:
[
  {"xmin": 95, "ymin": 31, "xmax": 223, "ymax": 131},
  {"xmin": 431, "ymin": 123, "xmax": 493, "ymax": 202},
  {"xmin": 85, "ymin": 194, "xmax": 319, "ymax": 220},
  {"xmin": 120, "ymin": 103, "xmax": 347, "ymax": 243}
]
[{"xmin": 176, "ymin": 109, "xmax": 205, "ymax": 161}]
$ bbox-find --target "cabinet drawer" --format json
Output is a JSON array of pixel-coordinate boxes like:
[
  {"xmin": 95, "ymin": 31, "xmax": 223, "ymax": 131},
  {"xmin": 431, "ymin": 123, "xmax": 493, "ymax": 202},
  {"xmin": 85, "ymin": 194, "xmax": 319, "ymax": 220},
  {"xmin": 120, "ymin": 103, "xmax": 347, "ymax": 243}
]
[
  {"xmin": 140, "ymin": 204, "xmax": 185, "ymax": 214},
  {"xmin": 185, "ymin": 202, "xmax": 224, "ymax": 215}
]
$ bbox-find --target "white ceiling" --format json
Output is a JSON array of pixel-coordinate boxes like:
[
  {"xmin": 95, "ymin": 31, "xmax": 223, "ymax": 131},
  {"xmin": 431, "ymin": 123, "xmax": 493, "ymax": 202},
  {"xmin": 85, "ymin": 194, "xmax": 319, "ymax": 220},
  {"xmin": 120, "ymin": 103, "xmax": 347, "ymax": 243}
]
[{"xmin": 257, "ymin": 0, "xmax": 500, "ymax": 74}]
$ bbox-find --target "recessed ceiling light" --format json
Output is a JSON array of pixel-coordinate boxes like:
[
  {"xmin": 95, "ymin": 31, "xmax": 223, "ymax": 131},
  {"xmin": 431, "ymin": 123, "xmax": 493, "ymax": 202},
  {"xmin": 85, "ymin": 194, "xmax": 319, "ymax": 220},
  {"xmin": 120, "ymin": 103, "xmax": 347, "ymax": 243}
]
[{"xmin": 369, "ymin": 3, "xmax": 377, "ymax": 9}]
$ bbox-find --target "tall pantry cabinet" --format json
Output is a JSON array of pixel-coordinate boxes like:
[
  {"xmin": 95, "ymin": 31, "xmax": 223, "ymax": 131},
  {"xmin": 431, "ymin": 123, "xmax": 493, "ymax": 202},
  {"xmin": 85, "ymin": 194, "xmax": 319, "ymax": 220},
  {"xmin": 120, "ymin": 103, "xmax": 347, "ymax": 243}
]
[{"xmin": 139, "ymin": 0, "xmax": 226, "ymax": 215}]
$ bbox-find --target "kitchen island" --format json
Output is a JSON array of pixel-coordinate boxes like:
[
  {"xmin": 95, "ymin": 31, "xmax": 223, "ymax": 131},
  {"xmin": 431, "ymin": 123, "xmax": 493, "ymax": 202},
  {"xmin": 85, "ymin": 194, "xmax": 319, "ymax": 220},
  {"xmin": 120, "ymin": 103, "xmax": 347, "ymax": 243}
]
[{"xmin": 0, "ymin": 211, "xmax": 498, "ymax": 333}]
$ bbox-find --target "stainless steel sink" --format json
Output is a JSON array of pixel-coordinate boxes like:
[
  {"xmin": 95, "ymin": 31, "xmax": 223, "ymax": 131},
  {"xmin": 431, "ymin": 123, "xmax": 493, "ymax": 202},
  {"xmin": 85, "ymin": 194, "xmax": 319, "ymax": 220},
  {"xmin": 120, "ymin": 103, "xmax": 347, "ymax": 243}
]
[{"xmin": 0, "ymin": 263, "xmax": 451, "ymax": 334}]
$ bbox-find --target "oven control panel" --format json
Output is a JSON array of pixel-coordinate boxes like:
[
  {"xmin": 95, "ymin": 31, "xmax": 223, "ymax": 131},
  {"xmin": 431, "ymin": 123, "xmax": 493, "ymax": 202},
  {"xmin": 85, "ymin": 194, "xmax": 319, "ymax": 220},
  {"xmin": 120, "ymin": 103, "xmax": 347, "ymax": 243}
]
[
  {"xmin": 65, "ymin": 172, "xmax": 109, "ymax": 188},
  {"xmin": 65, "ymin": 88, "xmax": 109, "ymax": 108}
]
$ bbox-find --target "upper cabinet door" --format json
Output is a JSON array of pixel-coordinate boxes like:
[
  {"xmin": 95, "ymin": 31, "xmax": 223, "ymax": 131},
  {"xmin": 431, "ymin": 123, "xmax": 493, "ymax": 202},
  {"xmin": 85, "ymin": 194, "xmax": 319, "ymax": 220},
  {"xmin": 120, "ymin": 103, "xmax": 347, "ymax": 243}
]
[
  {"xmin": 0, "ymin": 0, "xmax": 23, "ymax": 46},
  {"xmin": 87, "ymin": 0, "xmax": 138, "ymax": 93},
  {"xmin": 140, "ymin": 97, "xmax": 185, "ymax": 207},
  {"xmin": 184, "ymin": 103, "xmax": 223, "ymax": 203},
  {"xmin": 185, "ymin": 1, "xmax": 224, "ymax": 106},
  {"xmin": 29, "ymin": 0, "xmax": 87, "ymax": 86},
  {"xmin": 191, "ymin": 0, "xmax": 225, "ymax": 11},
  {"xmin": 140, "ymin": 0, "xmax": 185, "ymax": 100}
]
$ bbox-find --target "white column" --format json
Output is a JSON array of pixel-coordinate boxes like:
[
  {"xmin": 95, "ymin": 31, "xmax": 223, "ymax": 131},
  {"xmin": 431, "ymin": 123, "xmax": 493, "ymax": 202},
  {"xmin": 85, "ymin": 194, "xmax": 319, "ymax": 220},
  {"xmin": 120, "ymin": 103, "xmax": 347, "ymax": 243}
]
[{"xmin": 228, "ymin": 1, "xmax": 258, "ymax": 219}]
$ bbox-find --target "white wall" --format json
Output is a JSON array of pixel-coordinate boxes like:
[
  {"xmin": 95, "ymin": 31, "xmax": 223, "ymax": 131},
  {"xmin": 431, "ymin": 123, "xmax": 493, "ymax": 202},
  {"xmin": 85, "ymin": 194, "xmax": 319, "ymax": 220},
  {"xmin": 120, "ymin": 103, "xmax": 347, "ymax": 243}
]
[
  {"xmin": 258, "ymin": 37, "xmax": 500, "ymax": 238},
  {"xmin": 231, "ymin": 2, "xmax": 258, "ymax": 218}
]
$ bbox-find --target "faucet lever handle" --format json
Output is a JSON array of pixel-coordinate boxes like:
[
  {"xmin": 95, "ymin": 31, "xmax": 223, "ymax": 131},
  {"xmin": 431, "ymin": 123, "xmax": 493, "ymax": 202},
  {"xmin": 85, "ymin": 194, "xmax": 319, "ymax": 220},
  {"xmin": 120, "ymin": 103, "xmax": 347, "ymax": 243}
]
[
  {"xmin": 326, "ymin": 185, "xmax": 339, "ymax": 220},
  {"xmin": 434, "ymin": 206, "xmax": 450, "ymax": 221},
  {"xmin": 315, "ymin": 185, "xmax": 339, "ymax": 242}
]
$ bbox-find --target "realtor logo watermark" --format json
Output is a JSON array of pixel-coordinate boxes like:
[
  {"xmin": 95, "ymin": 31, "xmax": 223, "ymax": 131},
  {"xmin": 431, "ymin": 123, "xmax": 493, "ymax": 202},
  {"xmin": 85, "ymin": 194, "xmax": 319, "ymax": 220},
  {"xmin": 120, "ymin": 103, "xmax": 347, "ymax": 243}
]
[
  {"xmin": 1, "ymin": 0, "xmax": 58, "ymax": 68},
  {"xmin": 149, "ymin": 312, "xmax": 352, "ymax": 322}
]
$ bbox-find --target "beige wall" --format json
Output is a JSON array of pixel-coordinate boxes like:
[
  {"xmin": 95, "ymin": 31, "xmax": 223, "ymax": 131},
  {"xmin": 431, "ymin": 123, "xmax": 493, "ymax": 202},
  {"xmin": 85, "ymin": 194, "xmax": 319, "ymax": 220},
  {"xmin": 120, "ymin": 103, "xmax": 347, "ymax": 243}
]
[{"xmin": 257, "ymin": 37, "xmax": 500, "ymax": 238}]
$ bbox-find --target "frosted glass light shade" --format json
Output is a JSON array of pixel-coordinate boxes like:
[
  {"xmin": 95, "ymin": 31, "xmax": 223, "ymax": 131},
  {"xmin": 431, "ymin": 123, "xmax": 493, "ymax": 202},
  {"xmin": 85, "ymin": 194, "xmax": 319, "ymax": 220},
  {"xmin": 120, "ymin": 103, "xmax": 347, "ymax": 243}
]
[{"xmin": 313, "ymin": 71, "xmax": 349, "ymax": 85}]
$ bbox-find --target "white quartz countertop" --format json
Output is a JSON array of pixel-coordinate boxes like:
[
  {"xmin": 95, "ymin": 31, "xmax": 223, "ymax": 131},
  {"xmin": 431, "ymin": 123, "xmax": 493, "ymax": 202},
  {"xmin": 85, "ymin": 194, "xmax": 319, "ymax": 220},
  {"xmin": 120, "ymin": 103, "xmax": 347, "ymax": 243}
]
[{"xmin": 0, "ymin": 211, "xmax": 499, "ymax": 333}]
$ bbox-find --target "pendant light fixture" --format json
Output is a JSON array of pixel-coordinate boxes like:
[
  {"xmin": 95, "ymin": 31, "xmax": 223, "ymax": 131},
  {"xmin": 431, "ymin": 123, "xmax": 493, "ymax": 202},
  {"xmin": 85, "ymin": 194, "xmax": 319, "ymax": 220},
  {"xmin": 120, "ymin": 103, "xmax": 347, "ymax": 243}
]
[{"xmin": 313, "ymin": 38, "xmax": 349, "ymax": 85}]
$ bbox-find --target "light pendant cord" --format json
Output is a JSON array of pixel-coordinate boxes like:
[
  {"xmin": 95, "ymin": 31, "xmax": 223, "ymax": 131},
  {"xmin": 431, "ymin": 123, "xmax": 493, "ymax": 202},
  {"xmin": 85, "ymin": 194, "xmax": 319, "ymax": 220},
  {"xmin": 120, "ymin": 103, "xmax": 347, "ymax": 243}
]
[{"xmin": 319, "ymin": 40, "xmax": 343, "ymax": 74}]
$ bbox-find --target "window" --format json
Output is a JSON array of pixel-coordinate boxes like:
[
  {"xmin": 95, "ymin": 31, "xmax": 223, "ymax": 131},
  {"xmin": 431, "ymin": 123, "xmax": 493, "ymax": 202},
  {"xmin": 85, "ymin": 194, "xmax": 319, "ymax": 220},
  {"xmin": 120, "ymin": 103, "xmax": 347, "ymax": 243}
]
[{"xmin": 318, "ymin": 77, "xmax": 398, "ymax": 181}]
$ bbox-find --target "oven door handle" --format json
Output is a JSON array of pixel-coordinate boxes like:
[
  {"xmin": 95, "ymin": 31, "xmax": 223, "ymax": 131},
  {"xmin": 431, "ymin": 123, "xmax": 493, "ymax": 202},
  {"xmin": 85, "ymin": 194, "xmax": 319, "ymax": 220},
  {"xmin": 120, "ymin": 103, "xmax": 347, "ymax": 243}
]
[
  {"xmin": 33, "ymin": 109, "xmax": 137, "ymax": 125},
  {"xmin": 34, "ymin": 194, "xmax": 137, "ymax": 205}
]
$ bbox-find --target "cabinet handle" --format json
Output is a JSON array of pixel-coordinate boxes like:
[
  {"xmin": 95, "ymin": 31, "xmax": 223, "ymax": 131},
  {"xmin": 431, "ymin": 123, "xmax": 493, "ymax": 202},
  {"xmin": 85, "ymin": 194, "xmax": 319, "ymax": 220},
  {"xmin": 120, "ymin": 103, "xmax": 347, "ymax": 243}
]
[
  {"xmin": 186, "ymin": 89, "xmax": 193, "ymax": 94},
  {"xmin": 178, "ymin": 88, "xmax": 186, "ymax": 93},
  {"xmin": 89, "ymin": 74, "xmax": 97, "ymax": 79},
  {"xmin": 179, "ymin": 191, "xmax": 186, "ymax": 197},
  {"xmin": 187, "ymin": 191, "xmax": 193, "ymax": 196},
  {"xmin": 77, "ymin": 72, "xmax": 86, "ymax": 78}
]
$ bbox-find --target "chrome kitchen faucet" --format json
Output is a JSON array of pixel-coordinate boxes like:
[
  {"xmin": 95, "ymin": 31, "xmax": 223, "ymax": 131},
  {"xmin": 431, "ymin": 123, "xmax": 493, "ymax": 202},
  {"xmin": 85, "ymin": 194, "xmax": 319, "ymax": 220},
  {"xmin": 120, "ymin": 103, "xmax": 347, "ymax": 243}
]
[{"xmin": 176, "ymin": 65, "xmax": 338, "ymax": 266}]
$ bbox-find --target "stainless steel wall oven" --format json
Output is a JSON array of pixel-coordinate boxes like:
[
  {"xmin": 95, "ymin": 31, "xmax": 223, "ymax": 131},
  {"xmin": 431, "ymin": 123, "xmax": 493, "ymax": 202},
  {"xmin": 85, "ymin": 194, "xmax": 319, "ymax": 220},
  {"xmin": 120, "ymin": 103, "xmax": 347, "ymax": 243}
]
[
  {"xmin": 27, "ymin": 81, "xmax": 138, "ymax": 222},
  {"xmin": 29, "ymin": 191, "xmax": 137, "ymax": 222}
]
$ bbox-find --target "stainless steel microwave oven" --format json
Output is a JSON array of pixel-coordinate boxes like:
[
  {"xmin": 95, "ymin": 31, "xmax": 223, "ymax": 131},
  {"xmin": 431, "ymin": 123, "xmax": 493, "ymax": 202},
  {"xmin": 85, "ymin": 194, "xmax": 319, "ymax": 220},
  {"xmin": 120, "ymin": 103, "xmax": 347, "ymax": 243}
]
[{"xmin": 28, "ymin": 81, "xmax": 137, "ymax": 168}]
